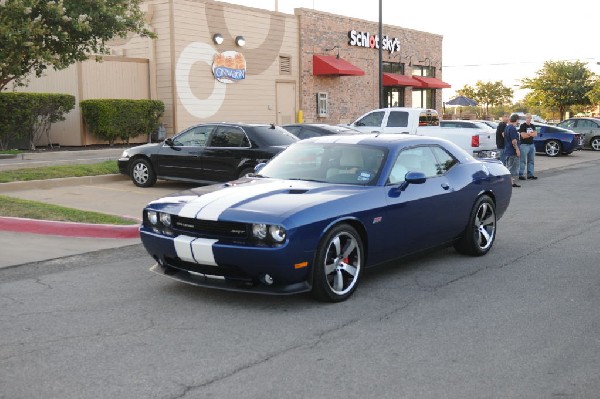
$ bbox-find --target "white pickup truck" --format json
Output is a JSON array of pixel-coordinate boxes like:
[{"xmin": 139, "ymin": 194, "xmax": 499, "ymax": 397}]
[{"xmin": 348, "ymin": 107, "xmax": 497, "ymax": 158}]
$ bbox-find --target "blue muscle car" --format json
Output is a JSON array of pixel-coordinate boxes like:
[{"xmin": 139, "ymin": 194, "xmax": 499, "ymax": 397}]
[
  {"xmin": 533, "ymin": 124, "xmax": 583, "ymax": 157},
  {"xmin": 140, "ymin": 134, "xmax": 513, "ymax": 302}
]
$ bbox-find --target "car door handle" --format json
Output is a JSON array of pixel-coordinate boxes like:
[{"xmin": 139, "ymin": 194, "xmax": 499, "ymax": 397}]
[
  {"xmin": 441, "ymin": 183, "xmax": 450, "ymax": 190},
  {"xmin": 371, "ymin": 130, "xmax": 380, "ymax": 134}
]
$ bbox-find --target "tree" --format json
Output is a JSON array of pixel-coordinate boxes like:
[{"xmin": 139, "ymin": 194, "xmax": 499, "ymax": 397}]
[
  {"xmin": 520, "ymin": 60, "xmax": 596, "ymax": 120},
  {"xmin": 457, "ymin": 81, "xmax": 513, "ymax": 116},
  {"xmin": 0, "ymin": 0, "xmax": 154, "ymax": 91}
]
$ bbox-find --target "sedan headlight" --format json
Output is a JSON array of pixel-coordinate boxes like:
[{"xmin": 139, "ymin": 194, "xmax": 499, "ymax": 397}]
[
  {"xmin": 252, "ymin": 223, "xmax": 286, "ymax": 242},
  {"xmin": 159, "ymin": 213, "xmax": 172, "ymax": 227},
  {"xmin": 269, "ymin": 225, "xmax": 286, "ymax": 242},
  {"xmin": 252, "ymin": 224, "xmax": 268, "ymax": 240},
  {"xmin": 121, "ymin": 149, "xmax": 130, "ymax": 158},
  {"xmin": 147, "ymin": 211, "xmax": 158, "ymax": 225}
]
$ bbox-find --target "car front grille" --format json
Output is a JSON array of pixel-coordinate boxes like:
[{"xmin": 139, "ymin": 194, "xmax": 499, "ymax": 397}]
[
  {"xmin": 165, "ymin": 256, "xmax": 252, "ymax": 280},
  {"xmin": 171, "ymin": 216, "xmax": 248, "ymax": 239}
]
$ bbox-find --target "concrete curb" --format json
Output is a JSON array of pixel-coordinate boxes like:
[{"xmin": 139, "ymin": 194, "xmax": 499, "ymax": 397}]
[
  {"xmin": 0, "ymin": 216, "xmax": 140, "ymax": 239},
  {"xmin": 0, "ymin": 174, "xmax": 127, "ymax": 193}
]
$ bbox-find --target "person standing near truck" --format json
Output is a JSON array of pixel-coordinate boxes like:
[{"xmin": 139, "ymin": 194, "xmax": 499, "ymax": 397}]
[
  {"xmin": 518, "ymin": 113, "xmax": 538, "ymax": 180},
  {"xmin": 496, "ymin": 113, "xmax": 509, "ymax": 163},
  {"xmin": 504, "ymin": 114, "xmax": 521, "ymax": 187}
]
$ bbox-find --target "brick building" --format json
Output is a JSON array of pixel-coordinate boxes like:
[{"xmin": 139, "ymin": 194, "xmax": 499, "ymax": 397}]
[{"xmin": 13, "ymin": 0, "xmax": 449, "ymax": 147}]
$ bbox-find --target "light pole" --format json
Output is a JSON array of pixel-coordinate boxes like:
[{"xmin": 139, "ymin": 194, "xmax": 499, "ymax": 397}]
[{"xmin": 378, "ymin": 0, "xmax": 383, "ymax": 108}]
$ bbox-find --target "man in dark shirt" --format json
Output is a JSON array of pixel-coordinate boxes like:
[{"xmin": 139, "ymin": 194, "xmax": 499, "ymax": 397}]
[
  {"xmin": 495, "ymin": 114, "xmax": 509, "ymax": 163},
  {"xmin": 518, "ymin": 114, "xmax": 538, "ymax": 180},
  {"xmin": 504, "ymin": 114, "xmax": 521, "ymax": 187}
]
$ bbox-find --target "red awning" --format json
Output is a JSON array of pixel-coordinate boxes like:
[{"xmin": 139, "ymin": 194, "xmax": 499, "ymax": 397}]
[
  {"xmin": 412, "ymin": 76, "xmax": 451, "ymax": 89},
  {"xmin": 382, "ymin": 72, "xmax": 421, "ymax": 87},
  {"xmin": 313, "ymin": 55, "xmax": 365, "ymax": 76}
]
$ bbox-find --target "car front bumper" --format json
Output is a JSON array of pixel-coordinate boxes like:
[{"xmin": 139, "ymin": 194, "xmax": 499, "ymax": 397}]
[
  {"xmin": 118, "ymin": 158, "xmax": 130, "ymax": 175},
  {"xmin": 140, "ymin": 227, "xmax": 314, "ymax": 295}
]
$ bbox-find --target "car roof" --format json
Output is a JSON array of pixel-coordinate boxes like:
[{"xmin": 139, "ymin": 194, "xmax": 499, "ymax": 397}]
[{"xmin": 301, "ymin": 133, "xmax": 450, "ymax": 147}]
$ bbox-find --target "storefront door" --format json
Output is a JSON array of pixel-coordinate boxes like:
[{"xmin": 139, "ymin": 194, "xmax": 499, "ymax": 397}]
[{"xmin": 276, "ymin": 82, "xmax": 296, "ymax": 124}]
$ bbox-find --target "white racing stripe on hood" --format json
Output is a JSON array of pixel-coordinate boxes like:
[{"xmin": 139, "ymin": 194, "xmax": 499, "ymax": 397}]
[
  {"xmin": 179, "ymin": 181, "xmax": 286, "ymax": 221},
  {"xmin": 174, "ymin": 235, "xmax": 217, "ymax": 265}
]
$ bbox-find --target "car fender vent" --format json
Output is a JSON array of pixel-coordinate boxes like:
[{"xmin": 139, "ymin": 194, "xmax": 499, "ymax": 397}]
[{"xmin": 288, "ymin": 189, "xmax": 308, "ymax": 194}]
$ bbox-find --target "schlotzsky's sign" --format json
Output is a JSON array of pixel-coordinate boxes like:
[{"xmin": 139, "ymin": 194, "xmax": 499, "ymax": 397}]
[
  {"xmin": 348, "ymin": 30, "xmax": 400, "ymax": 54},
  {"xmin": 212, "ymin": 51, "xmax": 246, "ymax": 83}
]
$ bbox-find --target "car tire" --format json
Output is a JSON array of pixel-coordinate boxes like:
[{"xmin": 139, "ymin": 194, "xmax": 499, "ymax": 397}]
[
  {"xmin": 590, "ymin": 137, "xmax": 600, "ymax": 151},
  {"xmin": 311, "ymin": 224, "xmax": 363, "ymax": 302},
  {"xmin": 130, "ymin": 158, "xmax": 157, "ymax": 187},
  {"xmin": 454, "ymin": 195, "xmax": 496, "ymax": 257},
  {"xmin": 544, "ymin": 140, "xmax": 561, "ymax": 157},
  {"xmin": 238, "ymin": 167, "xmax": 255, "ymax": 178}
]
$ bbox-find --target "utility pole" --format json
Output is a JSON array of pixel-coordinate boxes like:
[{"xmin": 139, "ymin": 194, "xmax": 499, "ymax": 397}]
[{"xmin": 378, "ymin": 0, "xmax": 383, "ymax": 108}]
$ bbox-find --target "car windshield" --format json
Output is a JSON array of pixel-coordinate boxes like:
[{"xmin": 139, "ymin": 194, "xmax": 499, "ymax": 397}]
[{"xmin": 257, "ymin": 142, "xmax": 387, "ymax": 185}]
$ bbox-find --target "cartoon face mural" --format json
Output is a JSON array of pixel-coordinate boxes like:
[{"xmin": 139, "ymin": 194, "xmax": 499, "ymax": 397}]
[{"xmin": 175, "ymin": 3, "xmax": 285, "ymax": 119}]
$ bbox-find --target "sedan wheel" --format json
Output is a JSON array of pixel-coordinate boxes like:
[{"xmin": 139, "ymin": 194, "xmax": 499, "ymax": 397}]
[
  {"xmin": 454, "ymin": 195, "xmax": 496, "ymax": 256},
  {"xmin": 590, "ymin": 137, "xmax": 600, "ymax": 151},
  {"xmin": 545, "ymin": 140, "xmax": 561, "ymax": 157},
  {"xmin": 130, "ymin": 158, "xmax": 157, "ymax": 187},
  {"xmin": 312, "ymin": 224, "xmax": 363, "ymax": 302}
]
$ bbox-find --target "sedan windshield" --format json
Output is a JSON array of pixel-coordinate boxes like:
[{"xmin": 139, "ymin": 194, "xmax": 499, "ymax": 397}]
[{"xmin": 258, "ymin": 142, "xmax": 387, "ymax": 185}]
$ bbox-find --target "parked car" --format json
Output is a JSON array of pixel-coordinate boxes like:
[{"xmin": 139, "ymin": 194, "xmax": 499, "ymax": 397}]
[
  {"xmin": 440, "ymin": 120, "xmax": 496, "ymax": 133},
  {"xmin": 532, "ymin": 123, "xmax": 583, "ymax": 157},
  {"xmin": 472, "ymin": 120, "xmax": 499, "ymax": 130},
  {"xmin": 282, "ymin": 123, "xmax": 359, "ymax": 139},
  {"xmin": 556, "ymin": 117, "xmax": 600, "ymax": 151},
  {"xmin": 140, "ymin": 134, "xmax": 512, "ymax": 302},
  {"xmin": 118, "ymin": 123, "xmax": 298, "ymax": 187}
]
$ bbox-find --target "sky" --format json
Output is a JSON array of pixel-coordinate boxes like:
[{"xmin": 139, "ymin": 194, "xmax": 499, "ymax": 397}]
[{"xmin": 223, "ymin": 0, "xmax": 600, "ymax": 102}]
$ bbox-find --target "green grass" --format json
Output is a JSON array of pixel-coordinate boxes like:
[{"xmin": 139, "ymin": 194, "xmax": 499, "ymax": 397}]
[
  {"xmin": 0, "ymin": 160, "xmax": 134, "ymax": 224},
  {"xmin": 0, "ymin": 195, "xmax": 138, "ymax": 225},
  {"xmin": 0, "ymin": 149, "xmax": 23, "ymax": 155},
  {"xmin": 0, "ymin": 160, "xmax": 118, "ymax": 183}
]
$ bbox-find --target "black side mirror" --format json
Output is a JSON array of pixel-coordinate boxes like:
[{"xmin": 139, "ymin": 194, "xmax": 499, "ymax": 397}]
[{"xmin": 164, "ymin": 138, "xmax": 181, "ymax": 151}]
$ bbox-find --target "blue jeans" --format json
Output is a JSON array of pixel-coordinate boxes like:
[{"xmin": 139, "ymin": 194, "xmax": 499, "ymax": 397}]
[
  {"xmin": 497, "ymin": 148, "xmax": 506, "ymax": 164},
  {"xmin": 519, "ymin": 143, "xmax": 535, "ymax": 177}
]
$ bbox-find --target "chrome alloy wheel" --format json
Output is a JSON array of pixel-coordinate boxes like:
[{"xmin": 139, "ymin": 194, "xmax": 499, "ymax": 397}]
[
  {"xmin": 545, "ymin": 140, "xmax": 561, "ymax": 157},
  {"xmin": 132, "ymin": 162, "xmax": 150, "ymax": 184},
  {"xmin": 323, "ymin": 231, "xmax": 361, "ymax": 296},
  {"xmin": 474, "ymin": 201, "xmax": 496, "ymax": 251},
  {"xmin": 591, "ymin": 137, "xmax": 600, "ymax": 151}
]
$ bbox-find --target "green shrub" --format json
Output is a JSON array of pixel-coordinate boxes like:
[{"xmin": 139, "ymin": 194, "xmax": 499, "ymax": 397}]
[
  {"xmin": 0, "ymin": 93, "xmax": 75, "ymax": 150},
  {"xmin": 80, "ymin": 99, "xmax": 164, "ymax": 145}
]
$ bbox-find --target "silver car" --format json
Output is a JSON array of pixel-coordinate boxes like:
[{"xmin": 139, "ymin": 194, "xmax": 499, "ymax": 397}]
[{"xmin": 557, "ymin": 117, "xmax": 600, "ymax": 151}]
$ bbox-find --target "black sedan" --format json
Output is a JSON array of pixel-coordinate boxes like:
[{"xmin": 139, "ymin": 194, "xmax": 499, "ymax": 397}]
[
  {"xmin": 282, "ymin": 123, "xmax": 359, "ymax": 139},
  {"xmin": 118, "ymin": 123, "xmax": 298, "ymax": 187}
]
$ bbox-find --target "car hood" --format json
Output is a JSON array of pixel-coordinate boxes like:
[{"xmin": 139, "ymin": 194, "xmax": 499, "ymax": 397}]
[
  {"xmin": 125, "ymin": 142, "xmax": 163, "ymax": 155},
  {"xmin": 147, "ymin": 178, "xmax": 373, "ymax": 224}
]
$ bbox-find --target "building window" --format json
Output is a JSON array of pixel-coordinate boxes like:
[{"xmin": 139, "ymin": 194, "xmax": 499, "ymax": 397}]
[
  {"xmin": 317, "ymin": 92, "xmax": 328, "ymax": 117},
  {"xmin": 412, "ymin": 65, "xmax": 435, "ymax": 77},
  {"xmin": 412, "ymin": 89, "xmax": 435, "ymax": 109},
  {"xmin": 384, "ymin": 87, "xmax": 405, "ymax": 107},
  {"xmin": 412, "ymin": 65, "xmax": 436, "ymax": 109},
  {"xmin": 382, "ymin": 62, "xmax": 404, "ymax": 75}
]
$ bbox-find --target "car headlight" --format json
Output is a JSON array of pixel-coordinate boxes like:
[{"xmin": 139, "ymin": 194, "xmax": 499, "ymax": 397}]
[
  {"xmin": 121, "ymin": 149, "xmax": 130, "ymax": 158},
  {"xmin": 269, "ymin": 225, "xmax": 286, "ymax": 242},
  {"xmin": 159, "ymin": 213, "xmax": 172, "ymax": 227},
  {"xmin": 252, "ymin": 224, "xmax": 268, "ymax": 240},
  {"xmin": 147, "ymin": 211, "xmax": 158, "ymax": 225}
]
